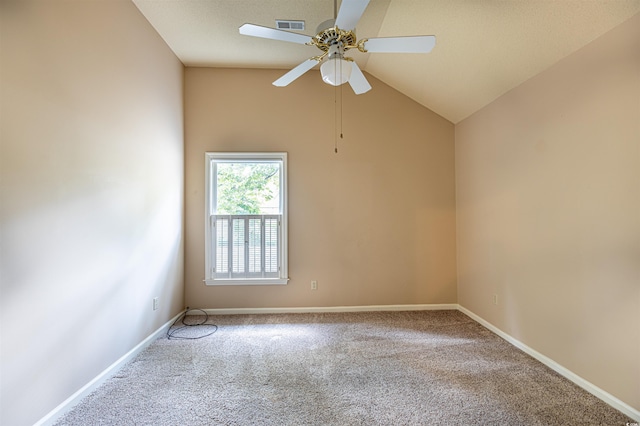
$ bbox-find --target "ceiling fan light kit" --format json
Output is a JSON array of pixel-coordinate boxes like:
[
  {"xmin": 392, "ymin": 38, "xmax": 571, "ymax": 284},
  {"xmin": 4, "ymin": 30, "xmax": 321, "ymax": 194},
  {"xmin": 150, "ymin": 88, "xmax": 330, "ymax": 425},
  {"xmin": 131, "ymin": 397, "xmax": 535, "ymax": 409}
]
[
  {"xmin": 239, "ymin": 0, "xmax": 435, "ymax": 95},
  {"xmin": 321, "ymin": 58, "xmax": 352, "ymax": 86},
  {"xmin": 320, "ymin": 43, "xmax": 353, "ymax": 86}
]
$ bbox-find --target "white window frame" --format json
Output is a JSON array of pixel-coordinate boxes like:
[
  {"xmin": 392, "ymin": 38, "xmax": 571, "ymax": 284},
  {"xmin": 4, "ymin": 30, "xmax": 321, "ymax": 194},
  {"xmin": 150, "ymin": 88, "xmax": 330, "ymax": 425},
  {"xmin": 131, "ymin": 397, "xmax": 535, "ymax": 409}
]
[{"xmin": 204, "ymin": 152, "xmax": 288, "ymax": 285}]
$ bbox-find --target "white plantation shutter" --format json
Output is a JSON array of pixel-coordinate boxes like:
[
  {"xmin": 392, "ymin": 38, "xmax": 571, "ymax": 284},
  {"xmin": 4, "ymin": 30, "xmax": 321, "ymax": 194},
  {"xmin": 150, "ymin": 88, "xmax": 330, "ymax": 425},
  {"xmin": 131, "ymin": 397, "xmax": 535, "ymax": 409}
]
[
  {"xmin": 231, "ymin": 217, "xmax": 245, "ymax": 275},
  {"xmin": 214, "ymin": 217, "xmax": 229, "ymax": 274},
  {"xmin": 248, "ymin": 217, "xmax": 261, "ymax": 274},
  {"xmin": 213, "ymin": 215, "xmax": 281, "ymax": 279},
  {"xmin": 264, "ymin": 217, "xmax": 279, "ymax": 274}
]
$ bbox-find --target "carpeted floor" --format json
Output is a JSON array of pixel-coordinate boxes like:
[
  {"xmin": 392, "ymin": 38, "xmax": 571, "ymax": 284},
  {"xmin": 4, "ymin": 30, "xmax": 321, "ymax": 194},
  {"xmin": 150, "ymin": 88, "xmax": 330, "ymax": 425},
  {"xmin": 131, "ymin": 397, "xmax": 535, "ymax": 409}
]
[{"xmin": 56, "ymin": 310, "xmax": 633, "ymax": 425}]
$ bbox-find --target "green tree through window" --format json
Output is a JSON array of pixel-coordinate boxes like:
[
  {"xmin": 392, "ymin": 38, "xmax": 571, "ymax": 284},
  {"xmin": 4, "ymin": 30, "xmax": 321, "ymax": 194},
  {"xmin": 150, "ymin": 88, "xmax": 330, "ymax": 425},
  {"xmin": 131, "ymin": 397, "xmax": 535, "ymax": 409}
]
[{"xmin": 216, "ymin": 163, "xmax": 280, "ymax": 215}]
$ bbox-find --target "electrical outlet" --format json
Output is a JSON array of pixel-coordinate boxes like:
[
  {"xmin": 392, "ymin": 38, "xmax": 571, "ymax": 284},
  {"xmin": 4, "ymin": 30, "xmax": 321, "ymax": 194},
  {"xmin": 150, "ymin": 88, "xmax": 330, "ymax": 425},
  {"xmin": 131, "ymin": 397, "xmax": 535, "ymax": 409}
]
[
  {"xmin": 153, "ymin": 297, "xmax": 159, "ymax": 310},
  {"xmin": 493, "ymin": 294, "xmax": 498, "ymax": 305},
  {"xmin": 311, "ymin": 280, "xmax": 318, "ymax": 290}
]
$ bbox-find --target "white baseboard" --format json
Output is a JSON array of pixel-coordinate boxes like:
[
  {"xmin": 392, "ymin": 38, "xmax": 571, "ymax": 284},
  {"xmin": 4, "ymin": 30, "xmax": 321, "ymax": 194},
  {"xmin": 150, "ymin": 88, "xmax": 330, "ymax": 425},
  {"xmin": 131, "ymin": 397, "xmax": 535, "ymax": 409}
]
[
  {"xmin": 34, "ymin": 310, "xmax": 185, "ymax": 426},
  {"xmin": 458, "ymin": 305, "xmax": 640, "ymax": 422},
  {"xmin": 193, "ymin": 303, "xmax": 459, "ymax": 315}
]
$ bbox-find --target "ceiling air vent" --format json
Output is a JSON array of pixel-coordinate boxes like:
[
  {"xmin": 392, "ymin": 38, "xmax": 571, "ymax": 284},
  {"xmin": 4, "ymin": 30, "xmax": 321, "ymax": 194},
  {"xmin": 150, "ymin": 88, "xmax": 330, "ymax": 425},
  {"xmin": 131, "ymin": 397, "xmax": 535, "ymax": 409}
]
[{"xmin": 276, "ymin": 20, "xmax": 305, "ymax": 31}]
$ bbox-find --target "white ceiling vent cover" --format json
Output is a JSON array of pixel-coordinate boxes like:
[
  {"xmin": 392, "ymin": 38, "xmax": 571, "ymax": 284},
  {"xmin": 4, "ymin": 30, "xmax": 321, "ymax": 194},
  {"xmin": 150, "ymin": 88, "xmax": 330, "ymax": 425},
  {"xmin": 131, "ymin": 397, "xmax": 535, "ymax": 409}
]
[{"xmin": 276, "ymin": 20, "xmax": 305, "ymax": 31}]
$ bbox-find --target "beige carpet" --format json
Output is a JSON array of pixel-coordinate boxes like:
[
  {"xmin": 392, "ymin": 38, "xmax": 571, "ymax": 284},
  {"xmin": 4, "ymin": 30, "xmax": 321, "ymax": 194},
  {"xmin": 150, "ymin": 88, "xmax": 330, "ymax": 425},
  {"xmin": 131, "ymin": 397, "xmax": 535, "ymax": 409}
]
[{"xmin": 56, "ymin": 310, "xmax": 633, "ymax": 425}]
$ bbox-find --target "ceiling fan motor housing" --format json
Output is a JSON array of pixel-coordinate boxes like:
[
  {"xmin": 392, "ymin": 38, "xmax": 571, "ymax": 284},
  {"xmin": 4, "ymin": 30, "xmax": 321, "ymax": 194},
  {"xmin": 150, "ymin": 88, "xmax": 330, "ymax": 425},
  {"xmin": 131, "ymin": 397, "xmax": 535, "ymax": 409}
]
[{"xmin": 312, "ymin": 19, "xmax": 357, "ymax": 55}]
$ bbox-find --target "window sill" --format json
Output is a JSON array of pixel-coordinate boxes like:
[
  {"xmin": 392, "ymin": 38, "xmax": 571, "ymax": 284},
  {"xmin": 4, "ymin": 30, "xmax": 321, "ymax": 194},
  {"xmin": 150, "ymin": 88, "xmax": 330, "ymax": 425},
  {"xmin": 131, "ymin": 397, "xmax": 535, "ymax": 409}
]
[{"xmin": 204, "ymin": 278, "xmax": 289, "ymax": 286}]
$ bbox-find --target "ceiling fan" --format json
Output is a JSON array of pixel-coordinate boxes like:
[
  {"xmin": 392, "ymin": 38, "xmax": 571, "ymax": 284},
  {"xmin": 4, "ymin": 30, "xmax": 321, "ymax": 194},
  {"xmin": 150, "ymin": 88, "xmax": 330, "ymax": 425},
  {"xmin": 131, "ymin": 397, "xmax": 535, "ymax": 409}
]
[{"xmin": 239, "ymin": 0, "xmax": 436, "ymax": 95}]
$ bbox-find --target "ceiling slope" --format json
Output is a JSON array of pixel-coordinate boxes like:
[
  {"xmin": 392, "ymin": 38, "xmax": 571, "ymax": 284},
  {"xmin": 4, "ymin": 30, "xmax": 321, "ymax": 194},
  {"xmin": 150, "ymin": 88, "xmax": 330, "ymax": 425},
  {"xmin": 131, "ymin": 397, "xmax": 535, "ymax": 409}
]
[{"xmin": 133, "ymin": 0, "xmax": 640, "ymax": 123}]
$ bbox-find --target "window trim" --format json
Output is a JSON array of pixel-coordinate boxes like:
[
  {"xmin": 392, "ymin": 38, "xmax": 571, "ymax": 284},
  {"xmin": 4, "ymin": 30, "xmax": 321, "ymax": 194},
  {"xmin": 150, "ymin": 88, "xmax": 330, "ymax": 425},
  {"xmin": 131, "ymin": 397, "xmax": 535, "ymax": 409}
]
[{"xmin": 204, "ymin": 152, "xmax": 288, "ymax": 286}]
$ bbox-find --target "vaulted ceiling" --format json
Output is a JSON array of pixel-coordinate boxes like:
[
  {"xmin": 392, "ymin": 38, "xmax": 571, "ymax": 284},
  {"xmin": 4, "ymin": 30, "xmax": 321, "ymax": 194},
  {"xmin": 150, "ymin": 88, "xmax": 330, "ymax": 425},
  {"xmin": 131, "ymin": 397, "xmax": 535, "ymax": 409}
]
[{"xmin": 133, "ymin": 0, "xmax": 640, "ymax": 123}]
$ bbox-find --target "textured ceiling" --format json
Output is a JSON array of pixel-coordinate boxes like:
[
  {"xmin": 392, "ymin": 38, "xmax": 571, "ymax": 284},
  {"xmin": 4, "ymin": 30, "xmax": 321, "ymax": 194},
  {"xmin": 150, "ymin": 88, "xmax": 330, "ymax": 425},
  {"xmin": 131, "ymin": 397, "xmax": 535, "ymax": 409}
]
[{"xmin": 133, "ymin": 0, "xmax": 640, "ymax": 123}]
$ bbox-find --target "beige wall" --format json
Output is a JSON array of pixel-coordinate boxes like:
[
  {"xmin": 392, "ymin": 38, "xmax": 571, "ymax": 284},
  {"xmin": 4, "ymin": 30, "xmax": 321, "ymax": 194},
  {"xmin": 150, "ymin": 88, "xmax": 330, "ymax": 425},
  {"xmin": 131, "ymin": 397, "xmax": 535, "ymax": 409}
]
[
  {"xmin": 456, "ymin": 13, "xmax": 640, "ymax": 411},
  {"xmin": 185, "ymin": 67, "xmax": 456, "ymax": 309},
  {"xmin": 0, "ymin": 1, "xmax": 184, "ymax": 425}
]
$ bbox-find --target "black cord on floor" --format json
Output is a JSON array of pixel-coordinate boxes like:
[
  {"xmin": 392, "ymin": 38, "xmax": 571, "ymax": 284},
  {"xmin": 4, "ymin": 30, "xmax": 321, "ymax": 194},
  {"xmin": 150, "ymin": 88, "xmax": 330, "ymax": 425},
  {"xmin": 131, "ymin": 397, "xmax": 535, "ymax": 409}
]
[{"xmin": 166, "ymin": 307, "xmax": 218, "ymax": 340}]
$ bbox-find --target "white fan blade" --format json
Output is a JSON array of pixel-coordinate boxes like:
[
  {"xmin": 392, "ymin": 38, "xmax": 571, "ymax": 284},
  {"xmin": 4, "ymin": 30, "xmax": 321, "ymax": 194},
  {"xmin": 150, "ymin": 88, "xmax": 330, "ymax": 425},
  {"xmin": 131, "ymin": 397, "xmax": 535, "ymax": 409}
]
[
  {"xmin": 239, "ymin": 23, "xmax": 310, "ymax": 45},
  {"xmin": 335, "ymin": 0, "xmax": 370, "ymax": 30},
  {"xmin": 273, "ymin": 59, "xmax": 318, "ymax": 87},
  {"xmin": 364, "ymin": 36, "xmax": 436, "ymax": 53},
  {"xmin": 348, "ymin": 62, "xmax": 371, "ymax": 95}
]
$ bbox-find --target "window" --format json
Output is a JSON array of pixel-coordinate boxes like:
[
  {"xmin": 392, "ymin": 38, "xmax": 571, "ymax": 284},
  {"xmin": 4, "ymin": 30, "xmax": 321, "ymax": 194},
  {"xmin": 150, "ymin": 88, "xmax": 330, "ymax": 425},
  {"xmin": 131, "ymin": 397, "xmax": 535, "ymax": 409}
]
[{"xmin": 205, "ymin": 152, "xmax": 288, "ymax": 285}]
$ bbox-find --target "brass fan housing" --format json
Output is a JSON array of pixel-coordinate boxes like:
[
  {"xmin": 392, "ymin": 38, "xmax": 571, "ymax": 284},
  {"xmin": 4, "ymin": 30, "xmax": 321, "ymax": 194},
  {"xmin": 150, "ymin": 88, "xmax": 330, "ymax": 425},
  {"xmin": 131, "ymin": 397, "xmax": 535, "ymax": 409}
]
[
  {"xmin": 308, "ymin": 19, "xmax": 360, "ymax": 61},
  {"xmin": 311, "ymin": 26, "xmax": 357, "ymax": 52}
]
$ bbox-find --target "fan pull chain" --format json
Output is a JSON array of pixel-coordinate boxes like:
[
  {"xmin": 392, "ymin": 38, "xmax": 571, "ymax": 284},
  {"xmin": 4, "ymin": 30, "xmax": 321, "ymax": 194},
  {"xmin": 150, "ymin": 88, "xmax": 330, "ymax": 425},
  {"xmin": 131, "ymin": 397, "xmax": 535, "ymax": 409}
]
[
  {"xmin": 334, "ymin": 80, "xmax": 338, "ymax": 153},
  {"xmin": 334, "ymin": 57, "xmax": 344, "ymax": 154},
  {"xmin": 340, "ymin": 77, "xmax": 344, "ymax": 141}
]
